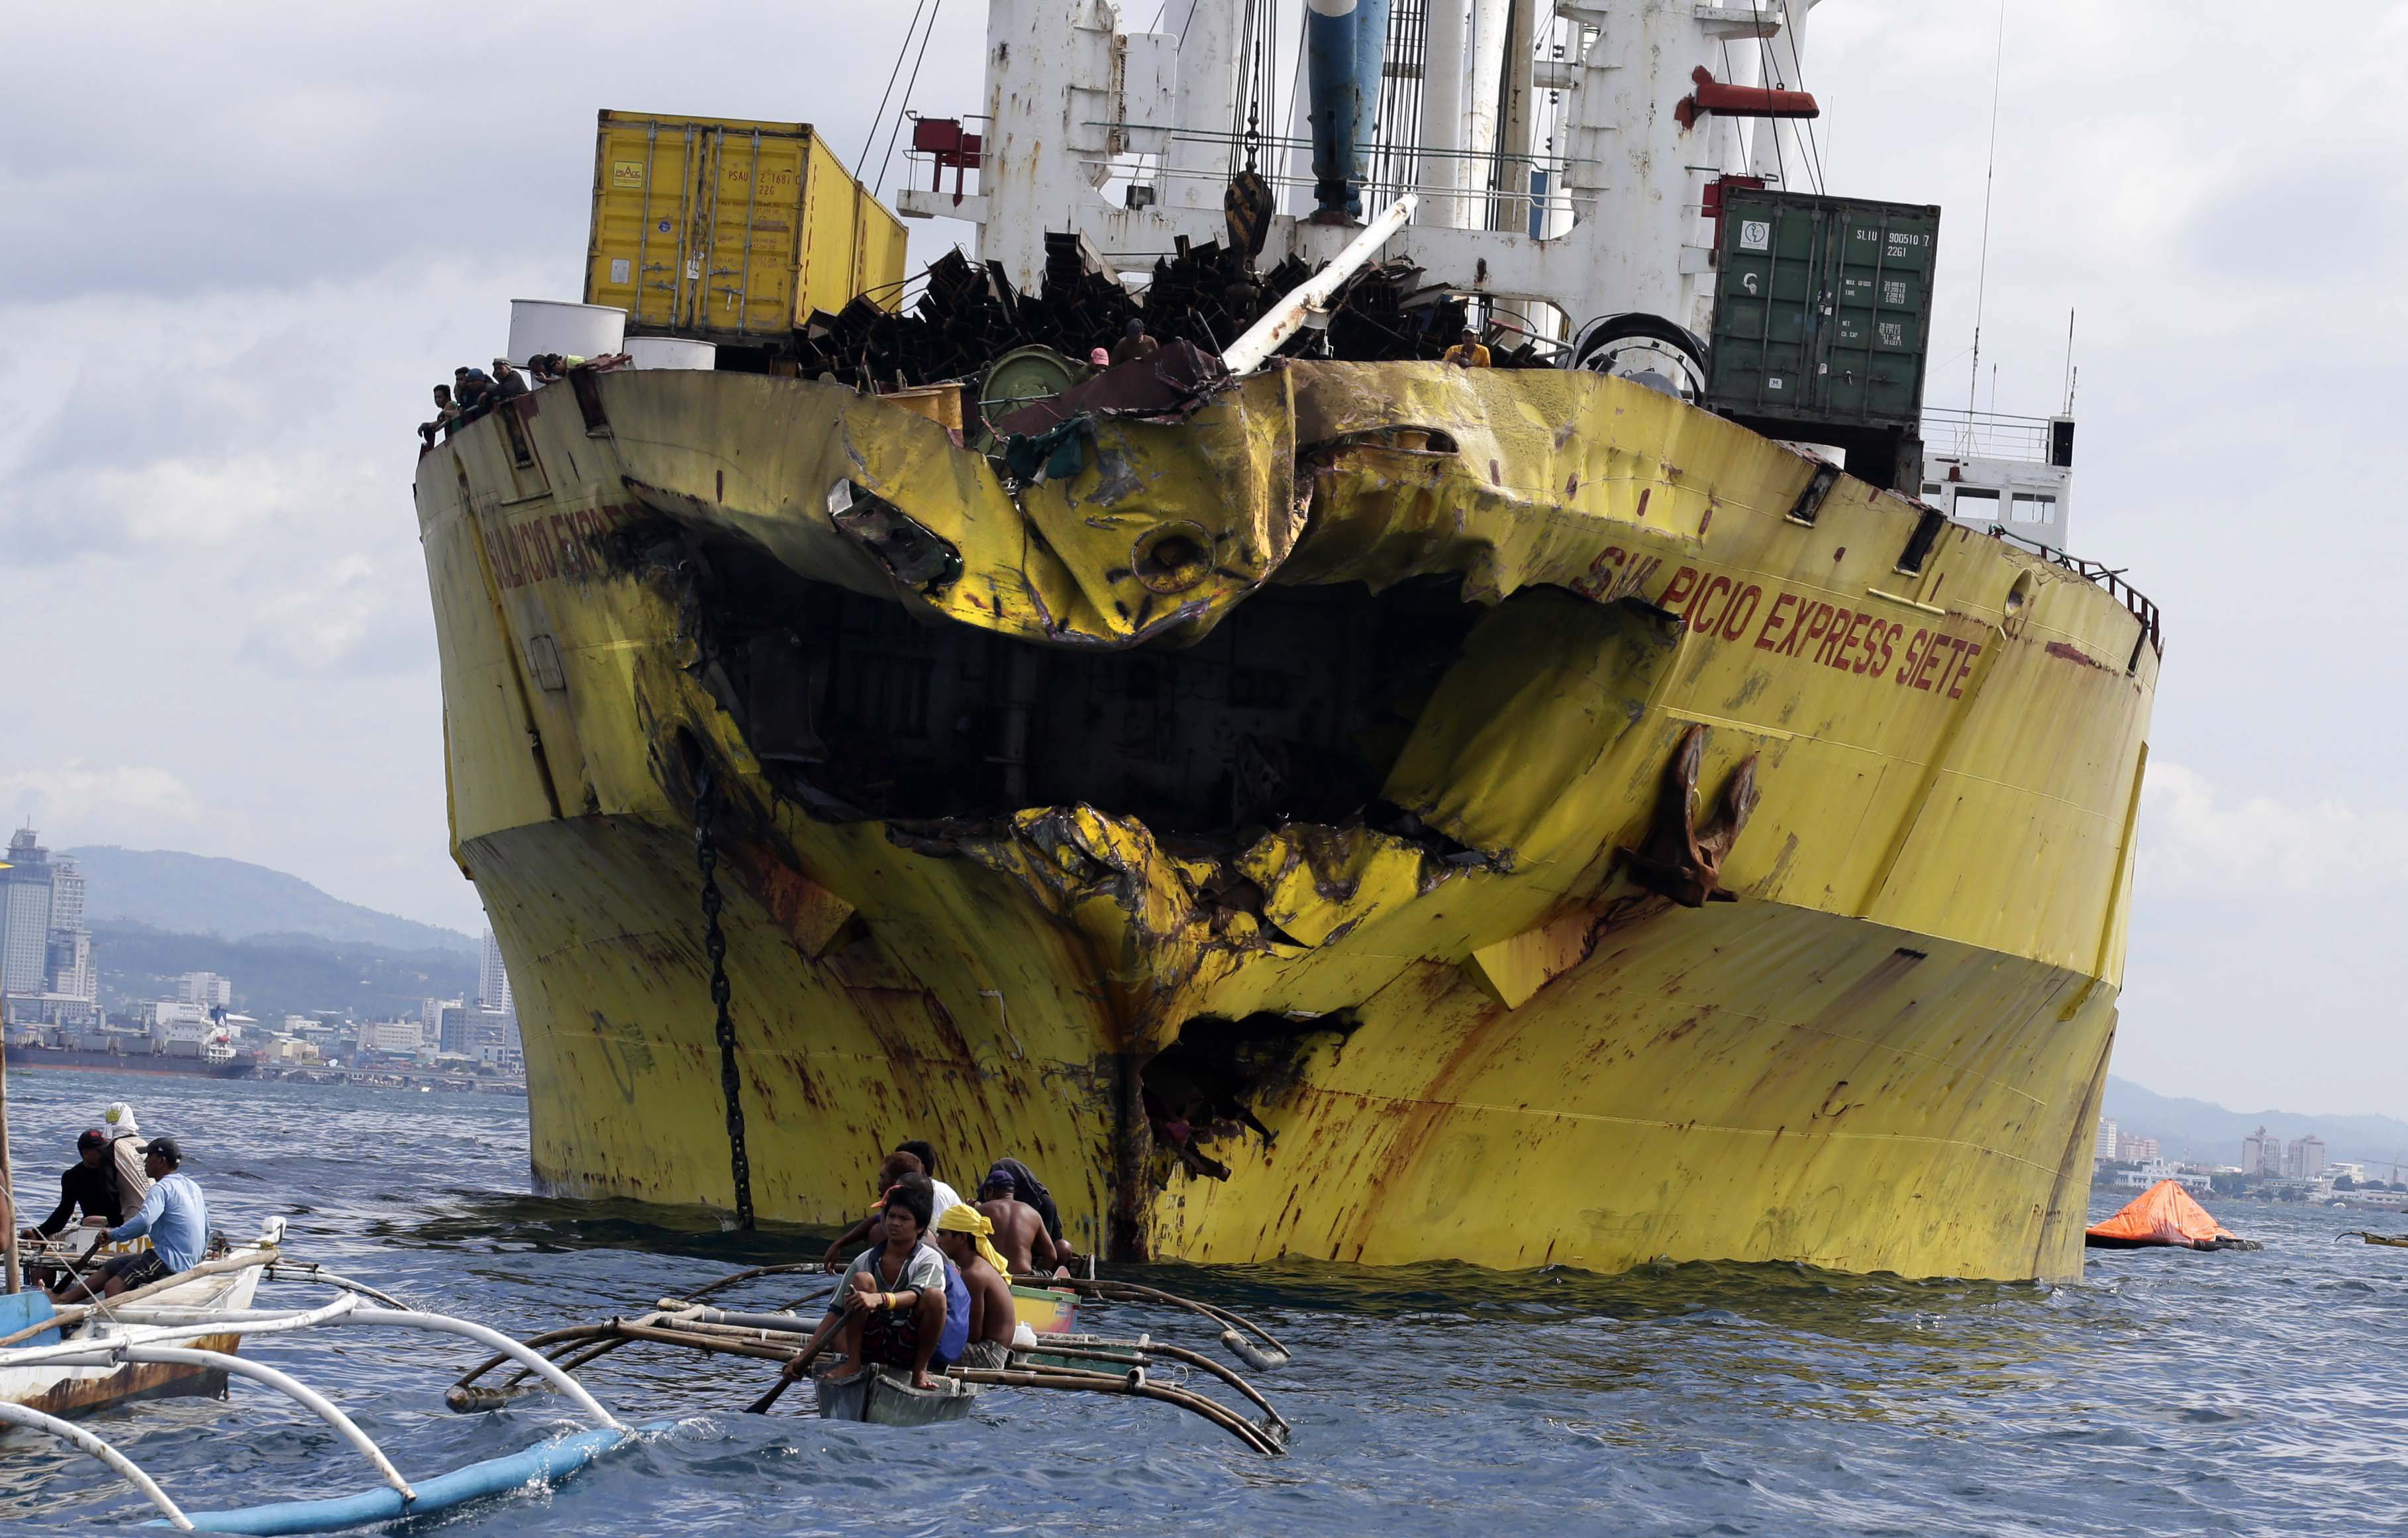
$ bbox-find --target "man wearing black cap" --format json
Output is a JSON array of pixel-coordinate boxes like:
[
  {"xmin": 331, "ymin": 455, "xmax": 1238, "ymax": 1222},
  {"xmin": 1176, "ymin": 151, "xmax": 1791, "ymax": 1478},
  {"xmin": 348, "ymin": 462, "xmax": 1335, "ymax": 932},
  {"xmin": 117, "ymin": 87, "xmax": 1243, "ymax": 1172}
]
[
  {"xmin": 17, "ymin": 1129, "xmax": 125, "ymax": 1243},
  {"xmin": 54, "ymin": 1136, "xmax": 209, "ymax": 1302}
]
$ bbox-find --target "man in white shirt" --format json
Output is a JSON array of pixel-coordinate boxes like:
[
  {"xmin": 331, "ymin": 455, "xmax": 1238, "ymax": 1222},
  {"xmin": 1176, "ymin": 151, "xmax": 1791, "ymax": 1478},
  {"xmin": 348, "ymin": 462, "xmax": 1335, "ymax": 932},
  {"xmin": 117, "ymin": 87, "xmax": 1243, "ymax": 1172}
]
[{"xmin": 818, "ymin": 1145, "xmax": 960, "ymax": 1271}]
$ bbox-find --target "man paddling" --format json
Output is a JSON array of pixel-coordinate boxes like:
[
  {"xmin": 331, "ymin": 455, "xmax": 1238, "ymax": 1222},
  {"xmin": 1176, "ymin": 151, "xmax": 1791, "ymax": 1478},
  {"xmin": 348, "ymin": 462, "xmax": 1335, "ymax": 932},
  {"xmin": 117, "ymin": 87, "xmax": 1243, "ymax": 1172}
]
[
  {"xmin": 801, "ymin": 1176, "xmax": 966, "ymax": 1391},
  {"xmin": 55, "ymin": 1136, "xmax": 207, "ymax": 1303},
  {"xmin": 20, "ymin": 1128, "xmax": 124, "ymax": 1257}
]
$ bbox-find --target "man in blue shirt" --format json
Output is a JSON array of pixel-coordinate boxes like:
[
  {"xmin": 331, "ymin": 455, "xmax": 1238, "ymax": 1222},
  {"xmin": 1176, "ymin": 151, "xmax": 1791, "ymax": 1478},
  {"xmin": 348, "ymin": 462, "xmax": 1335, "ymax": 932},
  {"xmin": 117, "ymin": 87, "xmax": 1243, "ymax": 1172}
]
[{"xmin": 54, "ymin": 1137, "xmax": 209, "ymax": 1302}]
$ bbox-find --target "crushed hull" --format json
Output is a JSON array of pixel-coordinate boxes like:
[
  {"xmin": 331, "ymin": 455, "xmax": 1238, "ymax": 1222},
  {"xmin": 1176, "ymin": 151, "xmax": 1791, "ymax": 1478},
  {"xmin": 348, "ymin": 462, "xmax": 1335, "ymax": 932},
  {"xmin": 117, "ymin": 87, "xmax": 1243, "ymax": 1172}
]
[{"xmin": 415, "ymin": 361, "xmax": 2155, "ymax": 1282}]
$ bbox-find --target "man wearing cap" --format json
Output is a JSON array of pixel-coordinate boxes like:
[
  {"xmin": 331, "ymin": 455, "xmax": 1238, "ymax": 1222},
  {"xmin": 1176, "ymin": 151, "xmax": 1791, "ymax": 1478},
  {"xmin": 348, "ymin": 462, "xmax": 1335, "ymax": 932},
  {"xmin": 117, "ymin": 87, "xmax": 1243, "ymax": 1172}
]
[
  {"xmin": 19, "ymin": 1129, "xmax": 125, "ymax": 1245},
  {"xmin": 489, "ymin": 358, "xmax": 529, "ymax": 400},
  {"xmin": 56, "ymin": 1137, "xmax": 209, "ymax": 1302}
]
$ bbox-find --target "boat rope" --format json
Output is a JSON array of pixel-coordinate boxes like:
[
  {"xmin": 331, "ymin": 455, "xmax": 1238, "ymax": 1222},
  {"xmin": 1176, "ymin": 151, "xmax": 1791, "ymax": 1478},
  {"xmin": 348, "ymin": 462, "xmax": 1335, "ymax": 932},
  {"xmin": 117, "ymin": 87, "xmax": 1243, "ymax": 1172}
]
[{"xmin": 691, "ymin": 767, "xmax": 756, "ymax": 1230}]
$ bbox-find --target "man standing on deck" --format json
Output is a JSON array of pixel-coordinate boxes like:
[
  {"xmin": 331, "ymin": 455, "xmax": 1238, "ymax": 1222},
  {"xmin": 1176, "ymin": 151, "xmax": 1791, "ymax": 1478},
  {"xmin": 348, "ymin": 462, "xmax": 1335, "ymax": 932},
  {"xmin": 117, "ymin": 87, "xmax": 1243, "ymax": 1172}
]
[
  {"xmin": 1442, "ymin": 327, "xmax": 1491, "ymax": 368},
  {"xmin": 1110, "ymin": 317, "xmax": 1159, "ymax": 366},
  {"xmin": 19, "ymin": 1130, "xmax": 124, "ymax": 1244},
  {"xmin": 56, "ymin": 1137, "xmax": 208, "ymax": 1302}
]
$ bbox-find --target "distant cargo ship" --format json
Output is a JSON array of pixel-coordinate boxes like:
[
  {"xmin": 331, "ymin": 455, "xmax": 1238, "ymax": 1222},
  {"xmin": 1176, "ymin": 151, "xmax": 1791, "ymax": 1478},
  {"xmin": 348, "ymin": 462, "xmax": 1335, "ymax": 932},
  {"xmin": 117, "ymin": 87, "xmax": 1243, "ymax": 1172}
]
[
  {"xmin": 4, "ymin": 1045, "xmax": 257, "ymax": 1080},
  {"xmin": 419, "ymin": 0, "xmax": 2156, "ymax": 1282}
]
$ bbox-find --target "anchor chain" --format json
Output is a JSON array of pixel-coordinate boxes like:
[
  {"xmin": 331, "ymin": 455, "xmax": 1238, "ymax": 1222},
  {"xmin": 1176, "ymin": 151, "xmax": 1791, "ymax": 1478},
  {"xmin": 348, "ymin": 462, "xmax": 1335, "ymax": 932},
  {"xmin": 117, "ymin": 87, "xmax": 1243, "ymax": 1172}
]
[{"xmin": 691, "ymin": 768, "xmax": 756, "ymax": 1230}]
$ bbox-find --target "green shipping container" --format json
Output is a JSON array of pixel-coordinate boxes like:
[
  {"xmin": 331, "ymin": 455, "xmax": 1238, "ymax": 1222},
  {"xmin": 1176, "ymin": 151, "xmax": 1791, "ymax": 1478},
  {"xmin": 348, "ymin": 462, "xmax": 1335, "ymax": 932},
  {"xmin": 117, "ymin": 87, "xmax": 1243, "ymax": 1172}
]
[{"xmin": 1705, "ymin": 189, "xmax": 1940, "ymax": 435}]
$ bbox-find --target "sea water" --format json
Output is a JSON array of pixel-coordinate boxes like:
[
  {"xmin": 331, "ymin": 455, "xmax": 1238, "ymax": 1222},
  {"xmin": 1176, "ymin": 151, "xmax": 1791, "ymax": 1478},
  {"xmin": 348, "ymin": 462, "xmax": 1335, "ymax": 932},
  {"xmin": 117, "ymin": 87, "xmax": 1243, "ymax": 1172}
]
[{"xmin": 0, "ymin": 1070, "xmax": 2400, "ymax": 1535}]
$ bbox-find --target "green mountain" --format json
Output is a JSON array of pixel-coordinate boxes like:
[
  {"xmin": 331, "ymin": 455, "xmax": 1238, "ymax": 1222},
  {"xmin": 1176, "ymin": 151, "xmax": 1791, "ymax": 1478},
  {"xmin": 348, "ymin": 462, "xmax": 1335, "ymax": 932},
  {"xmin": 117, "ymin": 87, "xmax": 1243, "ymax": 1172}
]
[
  {"xmin": 2100, "ymin": 1075, "xmax": 2408, "ymax": 1172},
  {"xmin": 63, "ymin": 846, "xmax": 475, "ymax": 954},
  {"xmin": 90, "ymin": 921, "xmax": 478, "ymax": 1026}
]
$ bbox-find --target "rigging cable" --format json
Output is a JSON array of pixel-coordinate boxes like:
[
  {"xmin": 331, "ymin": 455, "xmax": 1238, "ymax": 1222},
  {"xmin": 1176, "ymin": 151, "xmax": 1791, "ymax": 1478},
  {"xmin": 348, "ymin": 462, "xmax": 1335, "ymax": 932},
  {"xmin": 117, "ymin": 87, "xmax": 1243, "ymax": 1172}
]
[
  {"xmin": 874, "ymin": 0, "xmax": 946, "ymax": 202},
  {"xmin": 1767, "ymin": 0, "xmax": 1827, "ymax": 195},
  {"xmin": 856, "ymin": 0, "xmax": 933, "ymax": 183},
  {"xmin": 1723, "ymin": 39, "xmax": 1783, "ymax": 193},
  {"xmin": 1967, "ymin": 0, "xmax": 2007, "ymax": 419}
]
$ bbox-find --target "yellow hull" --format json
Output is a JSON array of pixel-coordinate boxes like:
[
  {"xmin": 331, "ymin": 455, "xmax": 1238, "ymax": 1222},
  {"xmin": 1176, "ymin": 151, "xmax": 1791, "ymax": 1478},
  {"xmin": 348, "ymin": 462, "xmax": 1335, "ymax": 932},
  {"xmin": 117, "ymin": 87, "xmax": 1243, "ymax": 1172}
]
[{"xmin": 416, "ymin": 361, "xmax": 2155, "ymax": 1282}]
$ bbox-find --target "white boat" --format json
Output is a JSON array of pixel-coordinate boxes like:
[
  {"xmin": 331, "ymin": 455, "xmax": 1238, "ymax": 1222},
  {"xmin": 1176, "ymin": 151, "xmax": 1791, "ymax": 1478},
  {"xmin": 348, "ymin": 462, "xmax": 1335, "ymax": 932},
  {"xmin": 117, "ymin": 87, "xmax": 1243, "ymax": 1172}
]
[
  {"xmin": 0, "ymin": 1233, "xmax": 637, "ymax": 1533},
  {"xmin": 0, "ymin": 1220, "xmax": 285, "ymax": 1419}
]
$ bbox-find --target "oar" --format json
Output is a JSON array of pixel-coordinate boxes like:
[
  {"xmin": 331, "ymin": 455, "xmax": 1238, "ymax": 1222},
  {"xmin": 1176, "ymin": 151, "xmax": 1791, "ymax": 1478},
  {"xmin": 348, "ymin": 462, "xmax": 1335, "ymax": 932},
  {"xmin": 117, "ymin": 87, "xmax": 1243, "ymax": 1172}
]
[{"xmin": 745, "ymin": 1331, "xmax": 833, "ymax": 1414}]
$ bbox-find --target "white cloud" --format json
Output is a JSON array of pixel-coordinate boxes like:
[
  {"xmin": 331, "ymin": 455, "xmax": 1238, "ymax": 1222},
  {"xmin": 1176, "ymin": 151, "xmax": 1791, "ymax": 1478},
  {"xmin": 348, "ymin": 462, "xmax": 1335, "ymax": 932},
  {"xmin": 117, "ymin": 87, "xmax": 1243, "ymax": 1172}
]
[
  {"xmin": 0, "ymin": 764, "xmax": 201, "ymax": 831},
  {"xmin": 2139, "ymin": 762, "xmax": 2408, "ymax": 896}
]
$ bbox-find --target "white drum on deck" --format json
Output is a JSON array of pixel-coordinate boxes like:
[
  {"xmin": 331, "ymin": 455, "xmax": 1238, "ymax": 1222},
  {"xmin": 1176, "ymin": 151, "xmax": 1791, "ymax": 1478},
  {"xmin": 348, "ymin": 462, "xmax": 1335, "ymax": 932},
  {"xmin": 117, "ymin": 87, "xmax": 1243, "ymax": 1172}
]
[
  {"xmin": 625, "ymin": 336, "xmax": 717, "ymax": 370},
  {"xmin": 507, "ymin": 300, "xmax": 626, "ymax": 367}
]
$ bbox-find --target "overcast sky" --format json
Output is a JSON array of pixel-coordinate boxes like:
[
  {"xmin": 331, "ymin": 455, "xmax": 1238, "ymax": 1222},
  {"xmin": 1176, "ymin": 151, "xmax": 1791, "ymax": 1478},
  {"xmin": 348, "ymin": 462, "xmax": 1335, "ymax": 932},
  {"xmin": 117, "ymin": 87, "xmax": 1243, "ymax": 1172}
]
[{"xmin": 3, "ymin": 2, "xmax": 2400, "ymax": 1115}]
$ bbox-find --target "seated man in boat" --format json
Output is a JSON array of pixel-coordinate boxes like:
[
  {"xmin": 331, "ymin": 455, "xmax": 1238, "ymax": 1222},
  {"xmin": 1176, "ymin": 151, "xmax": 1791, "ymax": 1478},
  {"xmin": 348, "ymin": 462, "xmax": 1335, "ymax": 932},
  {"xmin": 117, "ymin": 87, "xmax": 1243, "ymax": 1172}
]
[
  {"xmin": 18, "ymin": 1129, "xmax": 125, "ymax": 1246},
  {"xmin": 819, "ymin": 1145, "xmax": 964, "ymax": 1270},
  {"xmin": 932, "ymin": 1202, "xmax": 1021, "ymax": 1370},
  {"xmin": 55, "ymin": 1136, "xmax": 207, "ymax": 1303},
  {"xmin": 809, "ymin": 1177, "xmax": 969, "ymax": 1390},
  {"xmin": 978, "ymin": 1159, "xmax": 1078, "ymax": 1276}
]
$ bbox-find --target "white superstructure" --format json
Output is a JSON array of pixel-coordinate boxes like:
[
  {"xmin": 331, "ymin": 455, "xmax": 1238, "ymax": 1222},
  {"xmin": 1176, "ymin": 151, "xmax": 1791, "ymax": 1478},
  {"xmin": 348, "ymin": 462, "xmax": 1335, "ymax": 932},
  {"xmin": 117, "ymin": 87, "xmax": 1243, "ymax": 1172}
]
[{"xmin": 901, "ymin": 0, "xmax": 1829, "ymax": 342}]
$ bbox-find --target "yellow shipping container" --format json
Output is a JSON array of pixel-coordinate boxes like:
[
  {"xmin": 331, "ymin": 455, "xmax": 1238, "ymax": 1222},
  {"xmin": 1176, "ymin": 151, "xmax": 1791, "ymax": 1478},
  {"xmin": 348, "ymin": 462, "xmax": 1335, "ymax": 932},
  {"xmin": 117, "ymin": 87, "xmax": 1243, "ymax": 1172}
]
[{"xmin": 585, "ymin": 110, "xmax": 907, "ymax": 340}]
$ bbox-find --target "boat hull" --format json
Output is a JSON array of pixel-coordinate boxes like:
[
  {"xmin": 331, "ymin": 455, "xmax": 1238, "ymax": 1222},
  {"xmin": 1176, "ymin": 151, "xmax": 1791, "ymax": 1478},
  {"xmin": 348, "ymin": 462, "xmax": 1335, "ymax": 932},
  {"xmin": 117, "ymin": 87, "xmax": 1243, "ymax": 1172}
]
[
  {"xmin": 0, "ymin": 1264, "xmax": 262, "ymax": 1419},
  {"xmin": 417, "ymin": 363, "xmax": 2155, "ymax": 1282},
  {"xmin": 815, "ymin": 1367, "xmax": 981, "ymax": 1425}
]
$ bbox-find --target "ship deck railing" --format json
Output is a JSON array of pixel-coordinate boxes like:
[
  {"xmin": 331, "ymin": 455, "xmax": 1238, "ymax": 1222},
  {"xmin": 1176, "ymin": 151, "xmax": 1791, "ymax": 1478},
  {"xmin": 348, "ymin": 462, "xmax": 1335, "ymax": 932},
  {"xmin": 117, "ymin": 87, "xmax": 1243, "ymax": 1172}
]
[{"xmin": 1984, "ymin": 525, "xmax": 2163, "ymax": 660}]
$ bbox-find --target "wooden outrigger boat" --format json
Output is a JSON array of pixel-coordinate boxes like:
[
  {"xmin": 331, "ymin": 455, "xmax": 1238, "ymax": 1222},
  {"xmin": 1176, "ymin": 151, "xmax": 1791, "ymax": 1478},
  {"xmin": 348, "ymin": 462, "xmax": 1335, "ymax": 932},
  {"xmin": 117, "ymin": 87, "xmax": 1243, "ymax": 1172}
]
[
  {"xmin": 449, "ymin": 1260, "xmax": 1294, "ymax": 1455},
  {"xmin": 2340, "ymin": 1231, "xmax": 2408, "ymax": 1247},
  {"xmin": 0, "ymin": 1219, "xmax": 286, "ymax": 1419},
  {"xmin": 0, "ymin": 1241, "xmax": 643, "ymax": 1533}
]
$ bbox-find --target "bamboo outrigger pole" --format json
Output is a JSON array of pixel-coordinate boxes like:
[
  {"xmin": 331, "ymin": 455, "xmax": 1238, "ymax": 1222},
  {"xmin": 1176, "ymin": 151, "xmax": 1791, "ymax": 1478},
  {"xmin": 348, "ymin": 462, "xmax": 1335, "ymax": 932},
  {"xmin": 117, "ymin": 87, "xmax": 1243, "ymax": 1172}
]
[{"xmin": 2, "ymin": 1017, "xmax": 19, "ymax": 1294}]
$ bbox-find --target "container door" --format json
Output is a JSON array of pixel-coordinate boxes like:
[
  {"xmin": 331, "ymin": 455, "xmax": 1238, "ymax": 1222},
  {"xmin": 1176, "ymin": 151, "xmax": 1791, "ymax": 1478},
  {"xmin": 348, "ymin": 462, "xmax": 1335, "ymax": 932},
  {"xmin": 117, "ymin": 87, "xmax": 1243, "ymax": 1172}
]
[
  {"xmin": 1710, "ymin": 193, "xmax": 1827, "ymax": 419},
  {"xmin": 1824, "ymin": 205, "xmax": 1936, "ymax": 425},
  {"xmin": 700, "ymin": 128, "xmax": 805, "ymax": 336},
  {"xmin": 587, "ymin": 117, "xmax": 699, "ymax": 331}
]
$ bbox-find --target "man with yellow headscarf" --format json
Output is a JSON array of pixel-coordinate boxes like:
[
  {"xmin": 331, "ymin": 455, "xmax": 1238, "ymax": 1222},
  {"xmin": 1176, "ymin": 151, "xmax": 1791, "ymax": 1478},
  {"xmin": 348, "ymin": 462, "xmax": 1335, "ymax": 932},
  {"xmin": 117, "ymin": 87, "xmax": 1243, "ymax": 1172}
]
[{"xmin": 932, "ymin": 1203, "xmax": 1019, "ymax": 1370}]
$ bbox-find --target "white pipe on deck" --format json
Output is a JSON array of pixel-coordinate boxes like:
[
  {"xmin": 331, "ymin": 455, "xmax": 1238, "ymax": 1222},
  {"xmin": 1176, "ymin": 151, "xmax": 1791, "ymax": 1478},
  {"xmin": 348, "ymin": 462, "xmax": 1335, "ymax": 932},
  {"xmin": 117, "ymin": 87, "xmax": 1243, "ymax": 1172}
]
[
  {"xmin": 1221, "ymin": 193, "xmax": 1418, "ymax": 373},
  {"xmin": 1464, "ymin": 0, "xmax": 1508, "ymax": 223},
  {"xmin": 1424, "ymin": 0, "xmax": 1468, "ymax": 227},
  {"xmin": 0, "ymin": 1400, "xmax": 194, "ymax": 1530}
]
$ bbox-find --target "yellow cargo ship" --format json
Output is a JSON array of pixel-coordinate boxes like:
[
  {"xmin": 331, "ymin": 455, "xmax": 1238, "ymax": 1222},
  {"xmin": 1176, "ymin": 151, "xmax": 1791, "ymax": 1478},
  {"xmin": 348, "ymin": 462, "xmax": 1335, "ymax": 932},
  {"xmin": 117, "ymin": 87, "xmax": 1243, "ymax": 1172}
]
[{"xmin": 418, "ymin": 7, "xmax": 2156, "ymax": 1282}]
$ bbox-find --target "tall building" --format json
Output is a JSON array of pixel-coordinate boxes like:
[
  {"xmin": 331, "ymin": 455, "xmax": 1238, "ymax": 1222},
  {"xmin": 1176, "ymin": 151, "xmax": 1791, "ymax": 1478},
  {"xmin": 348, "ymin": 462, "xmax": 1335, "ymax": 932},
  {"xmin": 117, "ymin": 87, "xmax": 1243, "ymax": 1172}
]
[
  {"xmin": 46, "ymin": 855, "xmax": 95, "ymax": 1001},
  {"xmin": 177, "ymin": 972, "xmax": 233, "ymax": 1007},
  {"xmin": 477, "ymin": 930, "xmax": 514, "ymax": 1015},
  {"xmin": 2117, "ymin": 1134, "xmax": 2160, "ymax": 1164},
  {"xmin": 2242, "ymin": 1127, "xmax": 2281, "ymax": 1175},
  {"xmin": 1, "ymin": 827, "xmax": 57, "ymax": 997},
  {"xmin": 2094, "ymin": 1118, "xmax": 2119, "ymax": 1161},
  {"xmin": 2285, "ymin": 1136, "xmax": 2327, "ymax": 1179}
]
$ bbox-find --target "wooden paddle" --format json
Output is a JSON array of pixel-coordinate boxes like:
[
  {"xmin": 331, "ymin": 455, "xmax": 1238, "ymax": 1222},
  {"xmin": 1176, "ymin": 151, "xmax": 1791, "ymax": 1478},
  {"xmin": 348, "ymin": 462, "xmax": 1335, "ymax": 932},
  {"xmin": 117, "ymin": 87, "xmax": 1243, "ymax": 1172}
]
[{"xmin": 745, "ymin": 1332, "xmax": 833, "ymax": 1414}]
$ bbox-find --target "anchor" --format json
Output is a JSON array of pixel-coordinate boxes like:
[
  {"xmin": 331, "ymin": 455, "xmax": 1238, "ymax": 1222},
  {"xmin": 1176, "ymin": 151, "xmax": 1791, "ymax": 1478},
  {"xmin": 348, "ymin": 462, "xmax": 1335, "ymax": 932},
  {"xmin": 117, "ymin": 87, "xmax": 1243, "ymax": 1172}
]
[{"xmin": 1620, "ymin": 724, "xmax": 1760, "ymax": 907}]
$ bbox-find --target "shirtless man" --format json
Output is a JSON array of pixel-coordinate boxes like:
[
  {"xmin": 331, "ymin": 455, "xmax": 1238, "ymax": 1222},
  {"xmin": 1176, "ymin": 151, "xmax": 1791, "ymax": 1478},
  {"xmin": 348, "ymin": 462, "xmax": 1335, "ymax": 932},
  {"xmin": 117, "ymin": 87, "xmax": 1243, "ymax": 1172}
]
[
  {"xmin": 978, "ymin": 1166, "xmax": 1076, "ymax": 1276},
  {"xmin": 932, "ymin": 1204, "xmax": 1019, "ymax": 1368}
]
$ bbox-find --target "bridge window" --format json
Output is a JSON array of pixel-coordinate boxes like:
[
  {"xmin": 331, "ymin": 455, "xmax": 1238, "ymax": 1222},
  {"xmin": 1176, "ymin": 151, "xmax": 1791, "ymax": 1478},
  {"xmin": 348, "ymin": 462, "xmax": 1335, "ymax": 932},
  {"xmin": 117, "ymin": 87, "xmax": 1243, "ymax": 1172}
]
[
  {"xmin": 1952, "ymin": 486, "xmax": 2000, "ymax": 520},
  {"xmin": 2011, "ymin": 491, "xmax": 2058, "ymax": 527}
]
